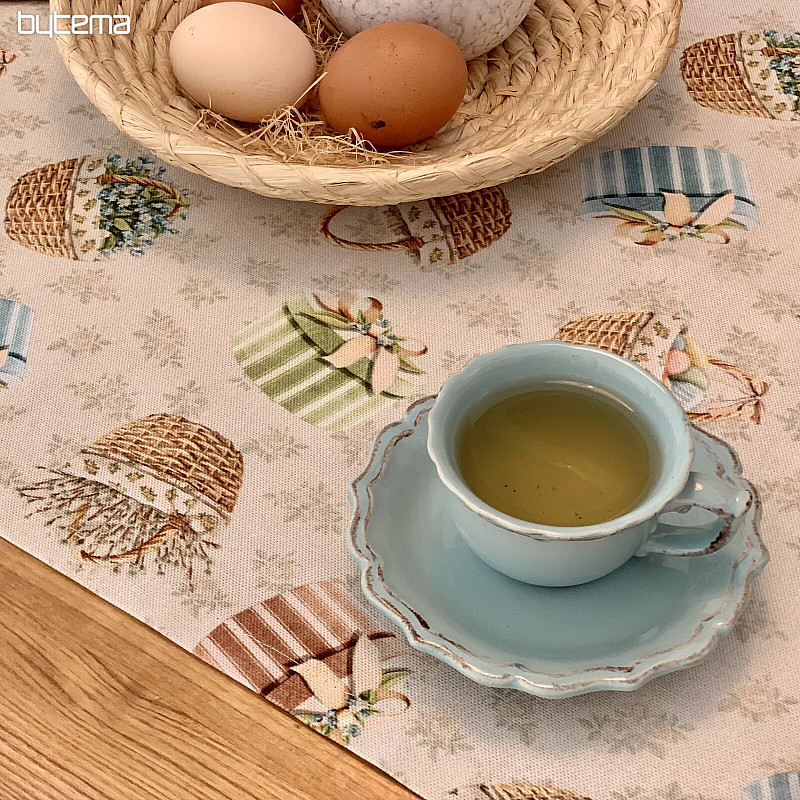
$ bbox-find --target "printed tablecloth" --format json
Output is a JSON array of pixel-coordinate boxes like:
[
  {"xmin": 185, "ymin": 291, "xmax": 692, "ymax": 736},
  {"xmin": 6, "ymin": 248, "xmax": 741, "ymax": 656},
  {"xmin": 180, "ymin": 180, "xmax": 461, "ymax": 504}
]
[{"xmin": 1, "ymin": 1, "xmax": 798, "ymax": 797}]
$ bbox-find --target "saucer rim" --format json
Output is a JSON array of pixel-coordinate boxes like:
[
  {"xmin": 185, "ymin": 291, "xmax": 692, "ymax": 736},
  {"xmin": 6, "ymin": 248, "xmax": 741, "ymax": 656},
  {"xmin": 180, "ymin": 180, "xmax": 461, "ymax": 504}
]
[{"xmin": 347, "ymin": 395, "xmax": 770, "ymax": 699}]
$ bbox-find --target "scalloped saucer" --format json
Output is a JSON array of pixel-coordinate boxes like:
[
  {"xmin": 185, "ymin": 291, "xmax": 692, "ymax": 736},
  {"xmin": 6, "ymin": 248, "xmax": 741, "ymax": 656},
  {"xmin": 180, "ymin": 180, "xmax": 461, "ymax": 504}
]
[{"xmin": 348, "ymin": 397, "xmax": 769, "ymax": 699}]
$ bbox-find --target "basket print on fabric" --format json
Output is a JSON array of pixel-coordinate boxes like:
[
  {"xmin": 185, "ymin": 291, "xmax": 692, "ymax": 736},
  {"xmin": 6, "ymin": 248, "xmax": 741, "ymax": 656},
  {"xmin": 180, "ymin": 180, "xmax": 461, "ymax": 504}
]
[
  {"xmin": 17, "ymin": 414, "xmax": 243, "ymax": 588},
  {"xmin": 580, "ymin": 146, "xmax": 758, "ymax": 245},
  {"xmin": 0, "ymin": 298, "xmax": 35, "ymax": 388},
  {"xmin": 194, "ymin": 581, "xmax": 411, "ymax": 746},
  {"xmin": 681, "ymin": 30, "xmax": 800, "ymax": 121},
  {"xmin": 0, "ymin": 47, "xmax": 16, "ymax": 78},
  {"xmin": 3, "ymin": 153, "xmax": 188, "ymax": 260},
  {"xmin": 320, "ymin": 186, "xmax": 512, "ymax": 266},
  {"xmin": 480, "ymin": 783, "xmax": 591, "ymax": 800},
  {"xmin": 555, "ymin": 312, "xmax": 769, "ymax": 424},
  {"xmin": 232, "ymin": 292, "xmax": 428, "ymax": 432}
]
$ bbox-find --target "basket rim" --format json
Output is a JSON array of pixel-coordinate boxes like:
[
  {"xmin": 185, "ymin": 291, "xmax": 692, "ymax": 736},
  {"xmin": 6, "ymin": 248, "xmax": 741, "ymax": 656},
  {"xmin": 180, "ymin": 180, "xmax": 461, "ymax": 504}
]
[{"xmin": 51, "ymin": 0, "xmax": 683, "ymax": 205}]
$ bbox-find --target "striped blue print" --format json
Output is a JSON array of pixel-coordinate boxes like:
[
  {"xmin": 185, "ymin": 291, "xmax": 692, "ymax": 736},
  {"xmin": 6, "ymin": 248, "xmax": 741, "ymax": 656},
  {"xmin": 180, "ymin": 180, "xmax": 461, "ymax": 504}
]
[
  {"xmin": 744, "ymin": 772, "xmax": 800, "ymax": 800},
  {"xmin": 580, "ymin": 146, "xmax": 759, "ymax": 228},
  {"xmin": 0, "ymin": 298, "xmax": 35, "ymax": 388}
]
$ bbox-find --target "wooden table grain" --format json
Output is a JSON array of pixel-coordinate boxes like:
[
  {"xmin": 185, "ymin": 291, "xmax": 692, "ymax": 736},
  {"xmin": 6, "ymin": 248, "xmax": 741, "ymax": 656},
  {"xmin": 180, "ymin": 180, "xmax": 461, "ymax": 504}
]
[{"xmin": 0, "ymin": 537, "xmax": 418, "ymax": 800}]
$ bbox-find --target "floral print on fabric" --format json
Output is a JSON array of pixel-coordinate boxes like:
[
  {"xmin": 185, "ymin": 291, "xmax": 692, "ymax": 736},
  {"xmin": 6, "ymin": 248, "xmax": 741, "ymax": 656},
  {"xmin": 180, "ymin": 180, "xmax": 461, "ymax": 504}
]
[
  {"xmin": 580, "ymin": 147, "xmax": 759, "ymax": 246},
  {"xmin": 231, "ymin": 292, "xmax": 428, "ymax": 431},
  {"xmin": 17, "ymin": 414, "xmax": 243, "ymax": 589},
  {"xmin": 96, "ymin": 154, "xmax": 188, "ymax": 257},
  {"xmin": 3, "ymin": 153, "xmax": 188, "ymax": 260},
  {"xmin": 194, "ymin": 582, "xmax": 411, "ymax": 747}
]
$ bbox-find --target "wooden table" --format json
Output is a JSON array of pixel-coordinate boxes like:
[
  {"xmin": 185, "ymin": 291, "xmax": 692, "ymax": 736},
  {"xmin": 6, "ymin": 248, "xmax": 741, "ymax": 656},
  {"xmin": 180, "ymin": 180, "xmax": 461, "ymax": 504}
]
[{"xmin": 0, "ymin": 537, "xmax": 417, "ymax": 799}]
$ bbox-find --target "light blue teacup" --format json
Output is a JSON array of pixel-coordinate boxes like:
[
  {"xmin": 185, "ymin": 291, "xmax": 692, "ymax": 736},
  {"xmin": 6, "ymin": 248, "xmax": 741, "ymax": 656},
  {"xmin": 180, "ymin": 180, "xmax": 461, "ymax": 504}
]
[{"xmin": 427, "ymin": 341, "xmax": 751, "ymax": 587}]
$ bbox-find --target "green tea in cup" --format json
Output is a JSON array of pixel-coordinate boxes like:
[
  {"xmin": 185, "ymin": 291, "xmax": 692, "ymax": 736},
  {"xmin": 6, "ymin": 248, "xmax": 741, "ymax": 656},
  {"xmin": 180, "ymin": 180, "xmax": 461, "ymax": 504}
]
[{"xmin": 457, "ymin": 385, "xmax": 656, "ymax": 527}]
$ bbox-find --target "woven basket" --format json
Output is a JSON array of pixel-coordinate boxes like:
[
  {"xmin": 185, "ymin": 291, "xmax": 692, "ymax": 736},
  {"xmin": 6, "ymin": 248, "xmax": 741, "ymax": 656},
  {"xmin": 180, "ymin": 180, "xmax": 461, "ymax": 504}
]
[
  {"xmin": 86, "ymin": 413, "xmax": 244, "ymax": 513},
  {"xmin": 4, "ymin": 158, "xmax": 81, "ymax": 259},
  {"xmin": 4, "ymin": 157, "xmax": 187, "ymax": 259},
  {"xmin": 680, "ymin": 31, "xmax": 800, "ymax": 119},
  {"xmin": 555, "ymin": 311, "xmax": 654, "ymax": 357},
  {"xmin": 481, "ymin": 784, "xmax": 590, "ymax": 800},
  {"xmin": 555, "ymin": 312, "xmax": 769, "ymax": 424},
  {"xmin": 52, "ymin": 0, "xmax": 682, "ymax": 206},
  {"xmin": 321, "ymin": 186, "xmax": 512, "ymax": 262}
]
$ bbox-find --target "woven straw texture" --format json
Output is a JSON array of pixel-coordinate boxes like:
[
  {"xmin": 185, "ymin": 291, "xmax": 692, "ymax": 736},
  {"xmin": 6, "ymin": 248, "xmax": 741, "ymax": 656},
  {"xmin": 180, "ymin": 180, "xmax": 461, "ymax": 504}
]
[
  {"xmin": 4, "ymin": 158, "xmax": 80, "ymax": 258},
  {"xmin": 52, "ymin": 0, "xmax": 681, "ymax": 206},
  {"xmin": 86, "ymin": 413, "xmax": 244, "ymax": 513},
  {"xmin": 432, "ymin": 188, "xmax": 513, "ymax": 260},
  {"xmin": 480, "ymin": 784, "xmax": 591, "ymax": 800},
  {"xmin": 680, "ymin": 34, "xmax": 770, "ymax": 117},
  {"xmin": 554, "ymin": 311, "xmax": 655, "ymax": 357}
]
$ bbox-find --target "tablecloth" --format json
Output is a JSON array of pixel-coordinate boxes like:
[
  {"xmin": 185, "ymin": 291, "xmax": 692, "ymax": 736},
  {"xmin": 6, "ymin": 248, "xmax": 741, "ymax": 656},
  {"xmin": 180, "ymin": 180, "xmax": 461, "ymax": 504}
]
[{"xmin": 1, "ymin": 0, "xmax": 798, "ymax": 797}]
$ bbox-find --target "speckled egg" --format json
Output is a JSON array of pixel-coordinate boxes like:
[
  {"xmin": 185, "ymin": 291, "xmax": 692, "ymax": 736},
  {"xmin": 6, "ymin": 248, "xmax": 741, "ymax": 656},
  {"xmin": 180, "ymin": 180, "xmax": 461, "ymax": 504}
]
[
  {"xmin": 322, "ymin": 0, "xmax": 532, "ymax": 60},
  {"xmin": 318, "ymin": 21, "xmax": 468, "ymax": 148},
  {"xmin": 170, "ymin": 3, "xmax": 317, "ymax": 123}
]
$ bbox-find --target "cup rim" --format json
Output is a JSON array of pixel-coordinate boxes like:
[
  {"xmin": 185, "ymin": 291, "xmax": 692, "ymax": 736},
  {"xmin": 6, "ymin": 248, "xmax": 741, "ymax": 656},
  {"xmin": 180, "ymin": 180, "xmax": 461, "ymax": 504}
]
[{"xmin": 427, "ymin": 340, "xmax": 694, "ymax": 541}]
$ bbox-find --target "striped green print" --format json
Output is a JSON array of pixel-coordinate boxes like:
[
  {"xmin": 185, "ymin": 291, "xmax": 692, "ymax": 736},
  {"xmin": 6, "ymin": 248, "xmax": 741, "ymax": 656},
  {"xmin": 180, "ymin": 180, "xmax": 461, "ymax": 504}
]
[{"xmin": 233, "ymin": 311, "xmax": 387, "ymax": 431}]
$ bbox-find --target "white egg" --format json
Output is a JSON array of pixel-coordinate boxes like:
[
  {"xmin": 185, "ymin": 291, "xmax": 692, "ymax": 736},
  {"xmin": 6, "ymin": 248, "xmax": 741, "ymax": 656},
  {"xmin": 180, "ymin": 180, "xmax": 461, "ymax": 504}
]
[
  {"xmin": 321, "ymin": 0, "xmax": 532, "ymax": 61},
  {"xmin": 170, "ymin": 3, "xmax": 317, "ymax": 123}
]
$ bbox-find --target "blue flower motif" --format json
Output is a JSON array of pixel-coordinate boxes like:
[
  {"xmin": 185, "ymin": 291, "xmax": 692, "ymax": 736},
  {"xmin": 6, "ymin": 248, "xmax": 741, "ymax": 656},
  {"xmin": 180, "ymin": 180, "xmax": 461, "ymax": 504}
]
[{"xmin": 95, "ymin": 156, "xmax": 187, "ymax": 257}]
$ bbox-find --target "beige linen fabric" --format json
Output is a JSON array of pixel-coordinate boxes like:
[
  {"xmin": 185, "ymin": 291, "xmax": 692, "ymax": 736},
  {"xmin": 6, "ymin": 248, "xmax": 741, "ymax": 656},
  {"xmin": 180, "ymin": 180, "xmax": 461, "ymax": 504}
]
[{"xmin": 0, "ymin": 1, "xmax": 797, "ymax": 797}]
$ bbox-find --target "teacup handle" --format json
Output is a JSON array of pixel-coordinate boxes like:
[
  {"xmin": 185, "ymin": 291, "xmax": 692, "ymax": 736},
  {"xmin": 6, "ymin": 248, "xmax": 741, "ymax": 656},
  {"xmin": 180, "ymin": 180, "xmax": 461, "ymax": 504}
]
[{"xmin": 634, "ymin": 472, "xmax": 752, "ymax": 558}]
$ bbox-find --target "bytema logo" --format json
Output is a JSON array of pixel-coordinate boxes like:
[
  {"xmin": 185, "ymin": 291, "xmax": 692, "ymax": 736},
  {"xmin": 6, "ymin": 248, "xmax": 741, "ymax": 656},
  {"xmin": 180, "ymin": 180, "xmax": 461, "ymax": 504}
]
[{"xmin": 18, "ymin": 11, "xmax": 131, "ymax": 37}]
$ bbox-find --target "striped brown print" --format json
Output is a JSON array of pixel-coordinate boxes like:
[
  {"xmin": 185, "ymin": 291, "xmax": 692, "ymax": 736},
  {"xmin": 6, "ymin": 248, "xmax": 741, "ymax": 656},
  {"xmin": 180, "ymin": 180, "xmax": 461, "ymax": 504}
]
[
  {"xmin": 295, "ymin": 582, "xmax": 373, "ymax": 642},
  {"xmin": 208, "ymin": 619, "xmax": 281, "ymax": 690},
  {"xmin": 266, "ymin": 594, "xmax": 334, "ymax": 661},
  {"xmin": 193, "ymin": 582, "xmax": 389, "ymax": 696}
]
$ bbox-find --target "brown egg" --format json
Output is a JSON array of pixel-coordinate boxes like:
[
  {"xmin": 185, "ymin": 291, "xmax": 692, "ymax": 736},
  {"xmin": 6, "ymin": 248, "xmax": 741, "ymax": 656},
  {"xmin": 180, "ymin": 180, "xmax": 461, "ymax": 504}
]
[
  {"xmin": 202, "ymin": 0, "xmax": 302, "ymax": 20},
  {"xmin": 318, "ymin": 21, "xmax": 468, "ymax": 149}
]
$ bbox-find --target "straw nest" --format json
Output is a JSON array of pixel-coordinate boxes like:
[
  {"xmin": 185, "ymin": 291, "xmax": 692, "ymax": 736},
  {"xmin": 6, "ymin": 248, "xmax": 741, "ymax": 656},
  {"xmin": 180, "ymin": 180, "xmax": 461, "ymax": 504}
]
[{"xmin": 52, "ymin": 0, "xmax": 682, "ymax": 205}]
